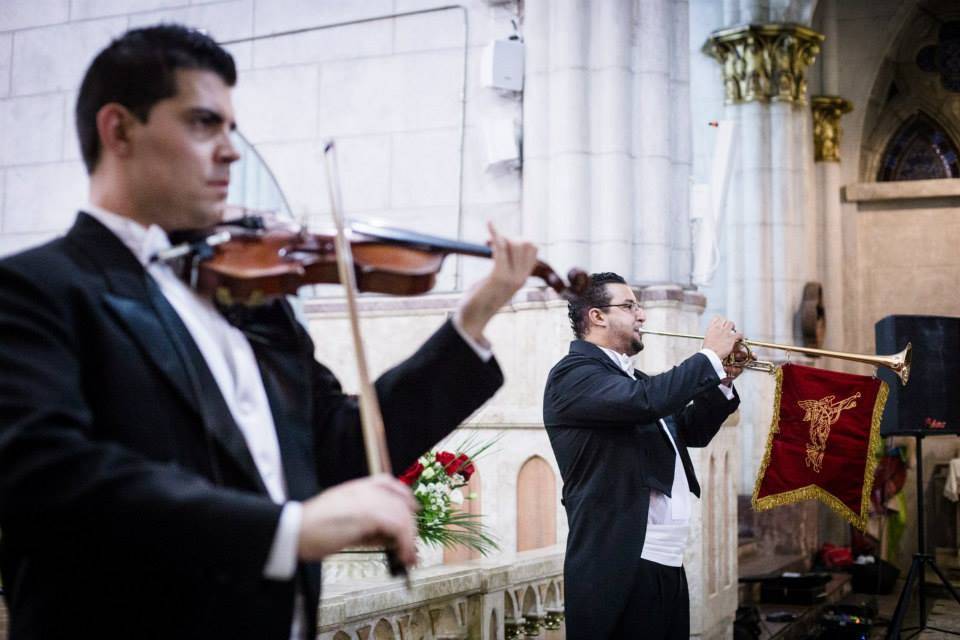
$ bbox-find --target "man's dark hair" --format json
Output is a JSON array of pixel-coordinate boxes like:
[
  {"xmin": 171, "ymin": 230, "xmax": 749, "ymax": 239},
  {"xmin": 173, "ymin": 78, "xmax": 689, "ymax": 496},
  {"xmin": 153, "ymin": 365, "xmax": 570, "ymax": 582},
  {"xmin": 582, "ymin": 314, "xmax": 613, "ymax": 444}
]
[
  {"xmin": 75, "ymin": 24, "xmax": 237, "ymax": 174},
  {"xmin": 568, "ymin": 272, "xmax": 628, "ymax": 339}
]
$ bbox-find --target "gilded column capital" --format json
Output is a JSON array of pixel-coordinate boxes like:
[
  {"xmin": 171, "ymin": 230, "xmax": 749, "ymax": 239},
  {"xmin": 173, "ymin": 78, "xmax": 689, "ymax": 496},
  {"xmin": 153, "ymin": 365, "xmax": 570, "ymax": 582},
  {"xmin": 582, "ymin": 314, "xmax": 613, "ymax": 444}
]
[
  {"xmin": 705, "ymin": 23, "xmax": 825, "ymax": 105},
  {"xmin": 811, "ymin": 95, "xmax": 853, "ymax": 162}
]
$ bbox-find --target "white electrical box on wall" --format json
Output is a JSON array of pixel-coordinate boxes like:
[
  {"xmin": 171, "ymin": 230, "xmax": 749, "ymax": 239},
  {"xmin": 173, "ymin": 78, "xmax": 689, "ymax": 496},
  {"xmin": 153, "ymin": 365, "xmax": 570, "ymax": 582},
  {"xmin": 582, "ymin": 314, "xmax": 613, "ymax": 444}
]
[{"xmin": 481, "ymin": 38, "xmax": 524, "ymax": 92}]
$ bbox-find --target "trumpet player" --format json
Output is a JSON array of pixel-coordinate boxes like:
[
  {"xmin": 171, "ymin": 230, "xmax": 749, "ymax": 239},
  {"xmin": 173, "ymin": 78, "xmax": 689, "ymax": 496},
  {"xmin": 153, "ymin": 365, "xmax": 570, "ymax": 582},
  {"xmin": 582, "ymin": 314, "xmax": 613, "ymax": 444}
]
[{"xmin": 543, "ymin": 271, "xmax": 744, "ymax": 640}]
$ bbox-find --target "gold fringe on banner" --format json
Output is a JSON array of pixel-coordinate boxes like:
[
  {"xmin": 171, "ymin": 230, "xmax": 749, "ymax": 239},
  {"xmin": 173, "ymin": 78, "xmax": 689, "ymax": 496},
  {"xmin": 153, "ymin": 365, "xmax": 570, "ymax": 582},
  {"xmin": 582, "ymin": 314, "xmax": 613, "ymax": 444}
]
[{"xmin": 751, "ymin": 367, "xmax": 888, "ymax": 530}]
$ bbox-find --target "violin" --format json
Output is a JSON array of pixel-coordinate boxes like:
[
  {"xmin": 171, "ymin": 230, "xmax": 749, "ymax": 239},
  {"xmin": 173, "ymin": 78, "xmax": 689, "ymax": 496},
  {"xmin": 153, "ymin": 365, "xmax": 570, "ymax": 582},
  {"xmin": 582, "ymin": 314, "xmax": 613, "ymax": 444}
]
[
  {"xmin": 159, "ymin": 213, "xmax": 590, "ymax": 305},
  {"xmin": 156, "ymin": 208, "xmax": 588, "ymax": 582}
]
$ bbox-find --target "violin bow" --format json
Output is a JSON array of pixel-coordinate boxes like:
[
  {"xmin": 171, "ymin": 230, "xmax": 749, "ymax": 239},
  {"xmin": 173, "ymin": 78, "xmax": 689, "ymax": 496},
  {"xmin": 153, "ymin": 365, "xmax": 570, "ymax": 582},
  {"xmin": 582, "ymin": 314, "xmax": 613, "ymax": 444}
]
[{"xmin": 321, "ymin": 140, "xmax": 410, "ymax": 586}]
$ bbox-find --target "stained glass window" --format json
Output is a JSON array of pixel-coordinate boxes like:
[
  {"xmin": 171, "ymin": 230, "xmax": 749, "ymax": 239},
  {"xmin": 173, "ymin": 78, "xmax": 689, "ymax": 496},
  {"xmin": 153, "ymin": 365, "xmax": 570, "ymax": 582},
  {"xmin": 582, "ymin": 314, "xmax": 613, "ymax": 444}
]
[{"xmin": 877, "ymin": 112, "xmax": 960, "ymax": 181}]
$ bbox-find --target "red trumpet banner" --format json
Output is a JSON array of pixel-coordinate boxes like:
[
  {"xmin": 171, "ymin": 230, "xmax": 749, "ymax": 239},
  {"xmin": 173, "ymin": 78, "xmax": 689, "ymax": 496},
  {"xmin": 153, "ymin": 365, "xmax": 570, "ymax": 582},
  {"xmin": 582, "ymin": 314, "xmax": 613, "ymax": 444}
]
[{"xmin": 752, "ymin": 363, "xmax": 888, "ymax": 530}]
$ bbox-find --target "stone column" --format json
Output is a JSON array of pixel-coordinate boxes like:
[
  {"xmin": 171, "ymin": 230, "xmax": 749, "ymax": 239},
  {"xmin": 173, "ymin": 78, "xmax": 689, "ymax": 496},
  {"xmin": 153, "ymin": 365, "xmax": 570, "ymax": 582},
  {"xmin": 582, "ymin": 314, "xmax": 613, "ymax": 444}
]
[
  {"xmin": 811, "ymin": 94, "xmax": 853, "ymax": 350},
  {"xmin": 589, "ymin": 0, "xmax": 634, "ymax": 279},
  {"xmin": 522, "ymin": 0, "xmax": 591, "ymax": 274},
  {"xmin": 705, "ymin": 23, "xmax": 823, "ymax": 343},
  {"xmin": 522, "ymin": 0, "xmax": 690, "ymax": 285},
  {"xmin": 704, "ymin": 21, "xmax": 823, "ymax": 492},
  {"xmin": 811, "ymin": 0, "xmax": 855, "ymax": 357},
  {"xmin": 632, "ymin": 0, "xmax": 676, "ymax": 283}
]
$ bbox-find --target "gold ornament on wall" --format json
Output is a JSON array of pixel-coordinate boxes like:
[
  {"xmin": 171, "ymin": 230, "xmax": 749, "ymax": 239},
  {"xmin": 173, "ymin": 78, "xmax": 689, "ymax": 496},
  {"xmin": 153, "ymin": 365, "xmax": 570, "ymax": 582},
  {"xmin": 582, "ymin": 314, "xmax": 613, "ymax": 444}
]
[
  {"xmin": 705, "ymin": 24, "xmax": 824, "ymax": 105},
  {"xmin": 811, "ymin": 96, "xmax": 853, "ymax": 162}
]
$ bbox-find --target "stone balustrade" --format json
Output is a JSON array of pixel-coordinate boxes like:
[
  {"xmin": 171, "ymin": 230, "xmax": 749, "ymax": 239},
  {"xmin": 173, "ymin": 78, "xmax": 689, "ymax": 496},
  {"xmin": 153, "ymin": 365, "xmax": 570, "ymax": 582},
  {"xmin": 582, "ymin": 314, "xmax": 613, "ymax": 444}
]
[{"xmin": 317, "ymin": 547, "xmax": 565, "ymax": 639}]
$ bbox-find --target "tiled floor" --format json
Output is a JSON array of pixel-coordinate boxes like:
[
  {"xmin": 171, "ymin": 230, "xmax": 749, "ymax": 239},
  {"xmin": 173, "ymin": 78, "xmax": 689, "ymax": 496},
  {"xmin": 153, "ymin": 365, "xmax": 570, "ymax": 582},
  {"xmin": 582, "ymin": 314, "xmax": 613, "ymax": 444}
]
[{"xmin": 863, "ymin": 584, "xmax": 960, "ymax": 639}]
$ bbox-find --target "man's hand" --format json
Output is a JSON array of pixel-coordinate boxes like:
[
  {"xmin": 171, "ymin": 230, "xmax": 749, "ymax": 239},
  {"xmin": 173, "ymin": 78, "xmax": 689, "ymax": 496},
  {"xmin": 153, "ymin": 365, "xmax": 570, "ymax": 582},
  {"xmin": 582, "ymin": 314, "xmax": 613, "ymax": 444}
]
[
  {"xmin": 721, "ymin": 363, "xmax": 744, "ymax": 386},
  {"xmin": 721, "ymin": 341, "xmax": 749, "ymax": 385},
  {"xmin": 455, "ymin": 223, "xmax": 538, "ymax": 345},
  {"xmin": 702, "ymin": 316, "xmax": 743, "ymax": 362},
  {"xmin": 297, "ymin": 474, "xmax": 419, "ymax": 566}
]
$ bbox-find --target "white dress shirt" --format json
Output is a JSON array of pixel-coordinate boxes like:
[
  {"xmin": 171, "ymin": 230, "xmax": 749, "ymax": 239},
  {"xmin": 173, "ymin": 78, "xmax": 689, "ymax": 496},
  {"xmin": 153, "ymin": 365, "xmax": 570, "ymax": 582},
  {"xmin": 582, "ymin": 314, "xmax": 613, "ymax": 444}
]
[
  {"xmin": 599, "ymin": 346, "xmax": 733, "ymax": 567},
  {"xmin": 85, "ymin": 205, "xmax": 492, "ymax": 637}
]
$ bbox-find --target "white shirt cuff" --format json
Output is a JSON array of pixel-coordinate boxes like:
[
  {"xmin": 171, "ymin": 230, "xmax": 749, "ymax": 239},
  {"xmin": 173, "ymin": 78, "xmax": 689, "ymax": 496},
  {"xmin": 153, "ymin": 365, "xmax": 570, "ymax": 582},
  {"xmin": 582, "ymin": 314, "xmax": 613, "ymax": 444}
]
[
  {"xmin": 263, "ymin": 501, "xmax": 302, "ymax": 580},
  {"xmin": 451, "ymin": 315, "xmax": 493, "ymax": 362},
  {"xmin": 699, "ymin": 348, "xmax": 736, "ymax": 400}
]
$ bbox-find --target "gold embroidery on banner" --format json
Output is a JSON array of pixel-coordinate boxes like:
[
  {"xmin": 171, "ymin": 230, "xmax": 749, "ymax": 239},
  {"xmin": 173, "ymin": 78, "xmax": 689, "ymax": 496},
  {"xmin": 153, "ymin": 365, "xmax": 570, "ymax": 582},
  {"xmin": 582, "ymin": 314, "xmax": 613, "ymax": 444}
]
[
  {"xmin": 753, "ymin": 365, "xmax": 889, "ymax": 530},
  {"xmin": 797, "ymin": 393, "xmax": 861, "ymax": 473}
]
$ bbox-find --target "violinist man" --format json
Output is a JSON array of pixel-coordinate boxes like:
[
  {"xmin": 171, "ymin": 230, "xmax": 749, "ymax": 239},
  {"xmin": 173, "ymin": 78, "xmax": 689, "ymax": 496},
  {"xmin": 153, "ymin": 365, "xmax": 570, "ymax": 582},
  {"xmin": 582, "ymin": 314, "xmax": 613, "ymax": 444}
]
[
  {"xmin": 0, "ymin": 24, "xmax": 536, "ymax": 639},
  {"xmin": 543, "ymin": 272, "xmax": 743, "ymax": 639}
]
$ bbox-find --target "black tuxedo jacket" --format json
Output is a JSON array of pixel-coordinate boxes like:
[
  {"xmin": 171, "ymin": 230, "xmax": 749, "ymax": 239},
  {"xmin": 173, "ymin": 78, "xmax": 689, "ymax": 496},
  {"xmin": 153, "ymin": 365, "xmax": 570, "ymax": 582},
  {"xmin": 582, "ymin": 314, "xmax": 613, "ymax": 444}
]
[
  {"xmin": 0, "ymin": 213, "xmax": 503, "ymax": 639},
  {"xmin": 543, "ymin": 340, "xmax": 738, "ymax": 639}
]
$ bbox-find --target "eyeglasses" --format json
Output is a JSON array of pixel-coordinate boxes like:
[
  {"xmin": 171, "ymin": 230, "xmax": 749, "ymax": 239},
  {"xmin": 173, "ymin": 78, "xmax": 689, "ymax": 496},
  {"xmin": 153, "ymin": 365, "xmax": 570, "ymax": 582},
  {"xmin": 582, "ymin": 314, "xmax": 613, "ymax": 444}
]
[{"xmin": 596, "ymin": 301, "xmax": 642, "ymax": 313}]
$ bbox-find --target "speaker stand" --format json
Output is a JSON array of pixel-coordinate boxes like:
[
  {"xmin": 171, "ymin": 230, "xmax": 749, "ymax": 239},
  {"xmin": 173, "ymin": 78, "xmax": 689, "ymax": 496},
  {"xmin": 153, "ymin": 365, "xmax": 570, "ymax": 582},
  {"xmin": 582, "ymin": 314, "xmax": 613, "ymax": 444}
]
[{"xmin": 885, "ymin": 431, "xmax": 960, "ymax": 639}]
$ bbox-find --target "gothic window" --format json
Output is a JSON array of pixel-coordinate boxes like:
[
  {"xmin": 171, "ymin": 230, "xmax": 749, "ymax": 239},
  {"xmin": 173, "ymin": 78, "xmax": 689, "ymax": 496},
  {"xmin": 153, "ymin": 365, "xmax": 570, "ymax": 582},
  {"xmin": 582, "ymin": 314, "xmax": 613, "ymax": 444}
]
[
  {"xmin": 877, "ymin": 112, "xmax": 960, "ymax": 181},
  {"xmin": 516, "ymin": 456, "xmax": 557, "ymax": 551}
]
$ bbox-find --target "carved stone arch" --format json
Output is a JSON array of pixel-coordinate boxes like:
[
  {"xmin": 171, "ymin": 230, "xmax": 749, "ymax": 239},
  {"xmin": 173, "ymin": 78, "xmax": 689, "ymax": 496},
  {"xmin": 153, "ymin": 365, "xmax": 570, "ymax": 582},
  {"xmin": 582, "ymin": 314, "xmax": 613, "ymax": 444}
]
[
  {"xmin": 407, "ymin": 609, "xmax": 433, "ymax": 640},
  {"xmin": 856, "ymin": 3, "xmax": 960, "ymax": 179},
  {"xmin": 431, "ymin": 604, "xmax": 461, "ymax": 637},
  {"xmin": 503, "ymin": 590, "xmax": 517, "ymax": 620},
  {"xmin": 443, "ymin": 468, "xmax": 482, "ymax": 564},
  {"xmin": 877, "ymin": 111, "xmax": 960, "ymax": 181},
  {"xmin": 373, "ymin": 618, "xmax": 396, "ymax": 640},
  {"xmin": 826, "ymin": 0, "xmax": 913, "ymax": 156},
  {"xmin": 512, "ymin": 587, "xmax": 525, "ymax": 614},
  {"xmin": 860, "ymin": 85, "xmax": 960, "ymax": 179},
  {"xmin": 521, "ymin": 584, "xmax": 540, "ymax": 617},
  {"xmin": 516, "ymin": 455, "xmax": 557, "ymax": 551},
  {"xmin": 544, "ymin": 581, "xmax": 559, "ymax": 608},
  {"xmin": 332, "ymin": 633, "xmax": 351, "ymax": 640}
]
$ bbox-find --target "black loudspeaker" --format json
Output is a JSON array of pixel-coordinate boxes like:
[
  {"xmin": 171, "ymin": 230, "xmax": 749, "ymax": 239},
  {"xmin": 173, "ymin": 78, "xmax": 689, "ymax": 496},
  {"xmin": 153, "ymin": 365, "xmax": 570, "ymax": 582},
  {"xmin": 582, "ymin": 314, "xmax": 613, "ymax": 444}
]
[{"xmin": 875, "ymin": 315, "xmax": 960, "ymax": 435}]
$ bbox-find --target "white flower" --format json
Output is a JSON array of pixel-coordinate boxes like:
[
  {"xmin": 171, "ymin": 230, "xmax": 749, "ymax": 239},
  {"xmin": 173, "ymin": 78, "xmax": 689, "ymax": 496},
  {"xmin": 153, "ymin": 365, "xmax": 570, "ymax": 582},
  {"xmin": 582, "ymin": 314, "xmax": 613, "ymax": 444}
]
[
  {"xmin": 421, "ymin": 467, "xmax": 435, "ymax": 480},
  {"xmin": 450, "ymin": 489, "xmax": 464, "ymax": 505}
]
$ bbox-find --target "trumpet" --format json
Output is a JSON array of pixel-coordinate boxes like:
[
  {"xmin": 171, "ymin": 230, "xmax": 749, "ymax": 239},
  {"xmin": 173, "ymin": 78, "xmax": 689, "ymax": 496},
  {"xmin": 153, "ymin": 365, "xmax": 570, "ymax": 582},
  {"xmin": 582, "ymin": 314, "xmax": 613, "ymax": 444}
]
[{"xmin": 637, "ymin": 329, "xmax": 912, "ymax": 385}]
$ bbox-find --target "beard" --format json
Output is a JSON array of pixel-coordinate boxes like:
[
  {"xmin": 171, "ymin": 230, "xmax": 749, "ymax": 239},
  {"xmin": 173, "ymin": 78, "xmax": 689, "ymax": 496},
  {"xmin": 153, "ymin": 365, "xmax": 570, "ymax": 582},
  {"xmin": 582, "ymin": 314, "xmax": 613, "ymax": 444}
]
[{"xmin": 627, "ymin": 335, "xmax": 644, "ymax": 356}]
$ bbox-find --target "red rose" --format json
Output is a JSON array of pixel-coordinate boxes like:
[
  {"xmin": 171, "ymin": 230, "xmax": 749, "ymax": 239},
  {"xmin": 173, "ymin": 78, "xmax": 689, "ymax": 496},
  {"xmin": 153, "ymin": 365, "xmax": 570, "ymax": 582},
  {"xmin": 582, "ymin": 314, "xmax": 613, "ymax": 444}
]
[
  {"xmin": 454, "ymin": 453, "xmax": 475, "ymax": 480},
  {"xmin": 435, "ymin": 451, "xmax": 476, "ymax": 478},
  {"xmin": 398, "ymin": 461, "xmax": 423, "ymax": 486},
  {"xmin": 435, "ymin": 451, "xmax": 457, "ymax": 475}
]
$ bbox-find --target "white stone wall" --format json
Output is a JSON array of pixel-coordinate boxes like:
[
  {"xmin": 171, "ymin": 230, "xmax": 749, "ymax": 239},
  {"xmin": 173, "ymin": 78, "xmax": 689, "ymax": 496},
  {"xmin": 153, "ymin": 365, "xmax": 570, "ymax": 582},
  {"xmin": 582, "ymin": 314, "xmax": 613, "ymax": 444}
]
[
  {"xmin": 687, "ymin": 423, "xmax": 739, "ymax": 640},
  {"xmin": 305, "ymin": 293, "xmax": 573, "ymax": 565},
  {"xmin": 816, "ymin": 9, "xmax": 960, "ymax": 343},
  {"xmin": 0, "ymin": 1, "xmax": 745, "ymax": 636},
  {"xmin": 808, "ymin": 0, "xmax": 960, "ymax": 564},
  {"xmin": 0, "ymin": 0, "xmax": 525, "ymax": 296},
  {"xmin": 829, "ymin": 0, "xmax": 960, "ymax": 355},
  {"xmin": 304, "ymin": 286, "xmax": 739, "ymax": 639},
  {"xmin": 522, "ymin": 0, "xmax": 695, "ymax": 286}
]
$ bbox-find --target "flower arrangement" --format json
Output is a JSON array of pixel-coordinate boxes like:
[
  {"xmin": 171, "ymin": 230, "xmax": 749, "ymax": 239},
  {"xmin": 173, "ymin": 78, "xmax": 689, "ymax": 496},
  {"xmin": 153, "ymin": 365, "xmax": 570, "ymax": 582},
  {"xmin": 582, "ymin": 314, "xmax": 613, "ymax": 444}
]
[{"xmin": 398, "ymin": 436, "xmax": 499, "ymax": 556}]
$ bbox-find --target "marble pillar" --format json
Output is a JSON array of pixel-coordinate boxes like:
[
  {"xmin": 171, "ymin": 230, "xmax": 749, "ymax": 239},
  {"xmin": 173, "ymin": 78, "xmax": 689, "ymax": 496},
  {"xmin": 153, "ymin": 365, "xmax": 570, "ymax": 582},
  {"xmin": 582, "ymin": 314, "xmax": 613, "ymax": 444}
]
[
  {"xmin": 522, "ymin": 0, "xmax": 691, "ymax": 285},
  {"xmin": 703, "ymin": 14, "xmax": 822, "ymax": 491},
  {"xmin": 811, "ymin": 0, "xmax": 855, "ymax": 358},
  {"xmin": 812, "ymin": 95, "xmax": 853, "ymax": 352}
]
